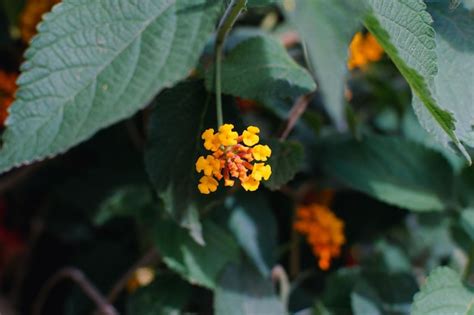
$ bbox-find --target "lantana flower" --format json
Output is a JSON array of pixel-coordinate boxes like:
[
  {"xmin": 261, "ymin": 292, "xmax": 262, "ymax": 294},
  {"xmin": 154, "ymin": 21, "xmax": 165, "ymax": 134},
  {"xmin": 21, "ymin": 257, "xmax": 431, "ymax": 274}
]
[
  {"xmin": 347, "ymin": 32, "xmax": 384, "ymax": 70},
  {"xmin": 294, "ymin": 203, "xmax": 345, "ymax": 270},
  {"xmin": 196, "ymin": 124, "xmax": 272, "ymax": 194}
]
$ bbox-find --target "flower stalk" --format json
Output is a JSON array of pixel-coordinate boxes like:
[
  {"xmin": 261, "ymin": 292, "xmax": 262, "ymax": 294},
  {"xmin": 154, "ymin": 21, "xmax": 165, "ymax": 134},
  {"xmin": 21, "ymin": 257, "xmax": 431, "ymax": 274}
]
[{"xmin": 214, "ymin": 0, "xmax": 247, "ymax": 127}]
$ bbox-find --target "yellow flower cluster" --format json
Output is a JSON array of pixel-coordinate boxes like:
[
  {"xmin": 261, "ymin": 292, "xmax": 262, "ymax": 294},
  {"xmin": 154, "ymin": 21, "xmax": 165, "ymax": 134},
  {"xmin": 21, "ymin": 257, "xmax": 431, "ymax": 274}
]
[
  {"xmin": 294, "ymin": 204, "xmax": 345, "ymax": 270},
  {"xmin": 196, "ymin": 124, "xmax": 272, "ymax": 194},
  {"xmin": 20, "ymin": 0, "xmax": 61, "ymax": 43},
  {"xmin": 0, "ymin": 70, "xmax": 18, "ymax": 126},
  {"xmin": 347, "ymin": 32, "xmax": 384, "ymax": 70}
]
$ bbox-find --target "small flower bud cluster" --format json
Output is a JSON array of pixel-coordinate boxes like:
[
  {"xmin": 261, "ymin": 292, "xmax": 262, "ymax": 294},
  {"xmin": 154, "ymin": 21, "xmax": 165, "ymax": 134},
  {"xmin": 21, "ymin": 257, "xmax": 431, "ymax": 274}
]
[{"xmin": 347, "ymin": 32, "xmax": 384, "ymax": 70}]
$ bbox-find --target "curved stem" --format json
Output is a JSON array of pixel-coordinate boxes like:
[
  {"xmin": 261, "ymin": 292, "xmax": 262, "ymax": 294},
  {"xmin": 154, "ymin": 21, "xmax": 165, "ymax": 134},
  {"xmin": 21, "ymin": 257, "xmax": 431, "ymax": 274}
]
[
  {"xmin": 279, "ymin": 93, "xmax": 314, "ymax": 140},
  {"xmin": 32, "ymin": 267, "xmax": 117, "ymax": 315},
  {"xmin": 215, "ymin": 51, "xmax": 223, "ymax": 127},
  {"xmin": 271, "ymin": 265, "xmax": 290, "ymax": 310},
  {"xmin": 214, "ymin": 0, "xmax": 247, "ymax": 128}
]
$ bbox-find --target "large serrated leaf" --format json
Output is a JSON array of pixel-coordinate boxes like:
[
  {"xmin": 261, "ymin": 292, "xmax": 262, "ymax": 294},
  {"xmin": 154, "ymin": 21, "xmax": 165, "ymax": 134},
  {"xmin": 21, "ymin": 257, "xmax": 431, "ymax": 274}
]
[
  {"xmin": 0, "ymin": 0, "xmax": 221, "ymax": 174},
  {"xmin": 94, "ymin": 185, "xmax": 155, "ymax": 226},
  {"xmin": 317, "ymin": 135, "xmax": 454, "ymax": 211},
  {"xmin": 225, "ymin": 192, "xmax": 277, "ymax": 277},
  {"xmin": 127, "ymin": 273, "xmax": 192, "ymax": 315},
  {"xmin": 412, "ymin": 267, "xmax": 474, "ymax": 315},
  {"xmin": 363, "ymin": 0, "xmax": 470, "ymax": 162},
  {"xmin": 205, "ymin": 35, "xmax": 316, "ymax": 105},
  {"xmin": 153, "ymin": 218, "xmax": 239, "ymax": 290},
  {"xmin": 214, "ymin": 260, "xmax": 285, "ymax": 315},
  {"xmin": 144, "ymin": 81, "xmax": 209, "ymax": 244},
  {"xmin": 248, "ymin": 0, "xmax": 280, "ymax": 6},
  {"xmin": 414, "ymin": 1, "xmax": 474, "ymax": 151},
  {"xmin": 264, "ymin": 139, "xmax": 304, "ymax": 190},
  {"xmin": 286, "ymin": 0, "xmax": 362, "ymax": 130}
]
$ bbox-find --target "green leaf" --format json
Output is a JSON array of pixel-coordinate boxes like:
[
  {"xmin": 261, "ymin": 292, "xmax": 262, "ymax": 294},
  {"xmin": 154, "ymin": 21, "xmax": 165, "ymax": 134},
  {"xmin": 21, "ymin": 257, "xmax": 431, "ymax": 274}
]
[
  {"xmin": 457, "ymin": 167, "xmax": 474, "ymax": 209},
  {"xmin": 93, "ymin": 185, "xmax": 154, "ymax": 226},
  {"xmin": 405, "ymin": 214, "xmax": 456, "ymax": 270},
  {"xmin": 205, "ymin": 36, "xmax": 316, "ymax": 105},
  {"xmin": 144, "ymin": 81, "xmax": 208, "ymax": 244},
  {"xmin": 416, "ymin": 2, "xmax": 474, "ymax": 151},
  {"xmin": 322, "ymin": 267, "xmax": 363, "ymax": 314},
  {"xmin": 264, "ymin": 139, "xmax": 304, "ymax": 190},
  {"xmin": 351, "ymin": 282, "xmax": 383, "ymax": 315},
  {"xmin": 214, "ymin": 260, "xmax": 285, "ymax": 315},
  {"xmin": 412, "ymin": 267, "xmax": 474, "ymax": 315},
  {"xmin": 368, "ymin": 241, "xmax": 411, "ymax": 273},
  {"xmin": 323, "ymin": 267, "xmax": 417, "ymax": 315},
  {"xmin": 248, "ymin": 0, "xmax": 280, "ymax": 6},
  {"xmin": 402, "ymin": 109, "xmax": 466, "ymax": 173},
  {"xmin": 127, "ymin": 273, "xmax": 192, "ymax": 315},
  {"xmin": 361, "ymin": 271, "xmax": 417, "ymax": 313},
  {"xmin": 0, "ymin": 0, "xmax": 222, "ymax": 174},
  {"xmin": 153, "ymin": 218, "xmax": 239, "ymax": 289},
  {"xmin": 313, "ymin": 301, "xmax": 334, "ymax": 315},
  {"xmin": 226, "ymin": 192, "xmax": 277, "ymax": 277},
  {"xmin": 363, "ymin": 0, "xmax": 470, "ymax": 162},
  {"xmin": 461, "ymin": 209, "xmax": 474, "ymax": 240},
  {"xmin": 317, "ymin": 135, "xmax": 454, "ymax": 211},
  {"xmin": 286, "ymin": 0, "xmax": 362, "ymax": 130}
]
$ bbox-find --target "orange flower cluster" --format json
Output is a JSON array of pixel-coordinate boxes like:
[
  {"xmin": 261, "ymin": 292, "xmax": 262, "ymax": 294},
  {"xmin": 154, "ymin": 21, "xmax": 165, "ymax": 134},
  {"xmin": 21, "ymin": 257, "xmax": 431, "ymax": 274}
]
[
  {"xmin": 20, "ymin": 0, "xmax": 61, "ymax": 43},
  {"xmin": 0, "ymin": 70, "xmax": 18, "ymax": 126},
  {"xmin": 347, "ymin": 32, "xmax": 384, "ymax": 70},
  {"xmin": 294, "ymin": 204, "xmax": 345, "ymax": 270}
]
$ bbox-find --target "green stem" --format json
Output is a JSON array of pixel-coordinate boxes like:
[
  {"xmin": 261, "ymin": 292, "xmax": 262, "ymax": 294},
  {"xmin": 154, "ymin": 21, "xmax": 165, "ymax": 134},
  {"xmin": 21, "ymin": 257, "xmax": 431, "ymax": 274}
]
[
  {"xmin": 214, "ymin": 0, "xmax": 247, "ymax": 128},
  {"xmin": 215, "ymin": 51, "xmax": 223, "ymax": 127}
]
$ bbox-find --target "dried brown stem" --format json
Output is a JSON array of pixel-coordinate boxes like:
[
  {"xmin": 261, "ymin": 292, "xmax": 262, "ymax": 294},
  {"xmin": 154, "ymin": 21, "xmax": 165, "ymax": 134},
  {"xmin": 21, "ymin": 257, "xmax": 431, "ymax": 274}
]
[
  {"xmin": 32, "ymin": 267, "xmax": 118, "ymax": 315},
  {"xmin": 279, "ymin": 93, "xmax": 314, "ymax": 140}
]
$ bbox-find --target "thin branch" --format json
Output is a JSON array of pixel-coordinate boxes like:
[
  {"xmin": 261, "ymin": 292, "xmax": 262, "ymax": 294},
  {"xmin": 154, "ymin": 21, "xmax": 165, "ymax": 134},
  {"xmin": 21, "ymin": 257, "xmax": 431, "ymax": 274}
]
[
  {"xmin": 271, "ymin": 265, "xmax": 290, "ymax": 310},
  {"xmin": 106, "ymin": 248, "xmax": 160, "ymax": 303},
  {"xmin": 279, "ymin": 93, "xmax": 314, "ymax": 140},
  {"xmin": 32, "ymin": 267, "xmax": 118, "ymax": 315}
]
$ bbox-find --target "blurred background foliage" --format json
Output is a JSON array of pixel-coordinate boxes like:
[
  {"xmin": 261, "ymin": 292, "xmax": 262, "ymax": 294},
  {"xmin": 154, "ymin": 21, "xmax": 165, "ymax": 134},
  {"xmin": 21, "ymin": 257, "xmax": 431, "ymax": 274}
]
[{"xmin": 0, "ymin": 0, "xmax": 473, "ymax": 314}]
